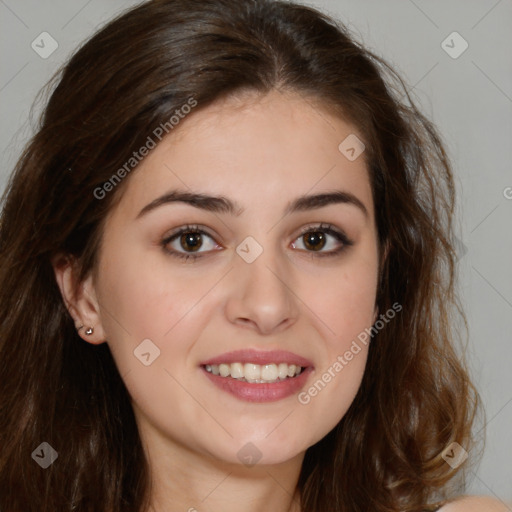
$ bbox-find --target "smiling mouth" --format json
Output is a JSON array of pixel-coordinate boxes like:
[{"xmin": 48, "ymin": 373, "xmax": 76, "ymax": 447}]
[{"xmin": 202, "ymin": 362, "xmax": 305, "ymax": 384}]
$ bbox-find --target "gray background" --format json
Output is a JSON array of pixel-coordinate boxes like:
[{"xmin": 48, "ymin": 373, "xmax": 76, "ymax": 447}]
[{"xmin": 1, "ymin": 0, "xmax": 511, "ymax": 504}]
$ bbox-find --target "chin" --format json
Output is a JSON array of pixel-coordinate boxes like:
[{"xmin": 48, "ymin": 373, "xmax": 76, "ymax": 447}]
[{"xmin": 206, "ymin": 435, "xmax": 307, "ymax": 468}]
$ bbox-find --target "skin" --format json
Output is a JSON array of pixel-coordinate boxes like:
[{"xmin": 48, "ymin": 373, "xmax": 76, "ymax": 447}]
[
  {"xmin": 443, "ymin": 496, "xmax": 512, "ymax": 511},
  {"xmin": 53, "ymin": 89, "xmax": 504, "ymax": 511}
]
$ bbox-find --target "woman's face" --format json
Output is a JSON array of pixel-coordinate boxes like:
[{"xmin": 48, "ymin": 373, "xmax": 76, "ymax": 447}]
[{"xmin": 70, "ymin": 90, "xmax": 379, "ymax": 466}]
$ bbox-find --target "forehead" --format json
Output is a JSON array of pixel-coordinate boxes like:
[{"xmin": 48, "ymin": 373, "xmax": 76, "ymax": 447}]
[{"xmin": 109, "ymin": 89, "xmax": 373, "ymax": 221}]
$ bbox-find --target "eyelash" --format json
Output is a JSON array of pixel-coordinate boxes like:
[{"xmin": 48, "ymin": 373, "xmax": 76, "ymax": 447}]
[{"xmin": 161, "ymin": 223, "xmax": 353, "ymax": 262}]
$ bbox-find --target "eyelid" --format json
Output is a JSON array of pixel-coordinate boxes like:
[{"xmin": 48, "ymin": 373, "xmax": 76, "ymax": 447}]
[
  {"xmin": 162, "ymin": 223, "xmax": 217, "ymax": 243},
  {"xmin": 295, "ymin": 222, "xmax": 350, "ymax": 242}
]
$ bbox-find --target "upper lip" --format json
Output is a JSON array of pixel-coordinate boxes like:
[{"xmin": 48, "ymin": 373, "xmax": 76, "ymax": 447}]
[{"xmin": 200, "ymin": 349, "xmax": 313, "ymax": 368}]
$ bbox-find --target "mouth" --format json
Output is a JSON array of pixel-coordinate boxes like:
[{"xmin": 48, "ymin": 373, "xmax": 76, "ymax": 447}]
[{"xmin": 199, "ymin": 350, "xmax": 313, "ymax": 402}]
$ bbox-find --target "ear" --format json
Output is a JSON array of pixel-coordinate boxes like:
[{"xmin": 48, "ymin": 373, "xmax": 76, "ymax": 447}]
[{"xmin": 52, "ymin": 254, "xmax": 107, "ymax": 345}]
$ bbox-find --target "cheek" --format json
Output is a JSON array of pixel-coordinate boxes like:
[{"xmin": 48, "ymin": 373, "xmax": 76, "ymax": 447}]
[
  {"xmin": 309, "ymin": 253, "xmax": 379, "ymax": 348},
  {"xmin": 296, "ymin": 345, "xmax": 369, "ymax": 453},
  {"xmin": 94, "ymin": 256, "xmax": 217, "ymax": 429},
  {"xmin": 292, "ymin": 254, "xmax": 377, "ymax": 441},
  {"xmin": 97, "ymin": 247, "xmax": 215, "ymax": 337},
  {"xmin": 295, "ymin": 273, "xmax": 375, "ymax": 445},
  {"xmin": 314, "ymin": 281, "xmax": 376, "ymax": 339},
  {"xmin": 95, "ymin": 249, "xmax": 219, "ymax": 379}
]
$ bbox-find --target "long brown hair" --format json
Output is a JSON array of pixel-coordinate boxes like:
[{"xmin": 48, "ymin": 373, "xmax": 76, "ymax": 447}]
[{"xmin": 0, "ymin": 0, "xmax": 480, "ymax": 510}]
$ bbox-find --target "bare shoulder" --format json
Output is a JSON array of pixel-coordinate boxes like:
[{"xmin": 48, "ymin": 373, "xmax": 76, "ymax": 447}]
[{"xmin": 440, "ymin": 495, "xmax": 511, "ymax": 511}]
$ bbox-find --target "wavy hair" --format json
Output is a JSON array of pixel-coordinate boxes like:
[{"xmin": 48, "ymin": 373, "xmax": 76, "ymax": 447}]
[{"xmin": 0, "ymin": 0, "xmax": 480, "ymax": 510}]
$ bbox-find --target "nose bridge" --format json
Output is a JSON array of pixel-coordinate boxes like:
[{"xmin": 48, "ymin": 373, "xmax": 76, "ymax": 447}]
[
  {"xmin": 225, "ymin": 233, "xmax": 298, "ymax": 334},
  {"xmin": 241, "ymin": 244, "xmax": 287, "ymax": 297}
]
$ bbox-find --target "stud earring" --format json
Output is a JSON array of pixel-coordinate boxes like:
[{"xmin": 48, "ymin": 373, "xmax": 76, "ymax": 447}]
[{"xmin": 85, "ymin": 327, "xmax": 94, "ymax": 335}]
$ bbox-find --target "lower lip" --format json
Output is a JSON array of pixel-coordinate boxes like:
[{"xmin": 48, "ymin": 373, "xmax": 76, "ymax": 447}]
[{"xmin": 201, "ymin": 366, "xmax": 313, "ymax": 403}]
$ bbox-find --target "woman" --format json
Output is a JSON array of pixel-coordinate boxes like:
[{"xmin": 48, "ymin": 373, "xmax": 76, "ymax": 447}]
[{"xmin": 0, "ymin": 0, "xmax": 506, "ymax": 510}]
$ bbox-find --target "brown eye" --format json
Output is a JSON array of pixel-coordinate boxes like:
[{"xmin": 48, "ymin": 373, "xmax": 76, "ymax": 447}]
[
  {"xmin": 291, "ymin": 224, "xmax": 353, "ymax": 257},
  {"xmin": 302, "ymin": 232, "xmax": 326, "ymax": 251},
  {"xmin": 180, "ymin": 232, "xmax": 203, "ymax": 252},
  {"xmin": 162, "ymin": 225, "xmax": 220, "ymax": 260}
]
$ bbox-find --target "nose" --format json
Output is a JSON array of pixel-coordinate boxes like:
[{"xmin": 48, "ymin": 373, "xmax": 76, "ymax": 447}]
[{"xmin": 224, "ymin": 246, "xmax": 299, "ymax": 335}]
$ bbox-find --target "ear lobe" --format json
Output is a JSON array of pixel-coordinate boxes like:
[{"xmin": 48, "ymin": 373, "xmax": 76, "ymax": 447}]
[{"xmin": 52, "ymin": 254, "xmax": 107, "ymax": 345}]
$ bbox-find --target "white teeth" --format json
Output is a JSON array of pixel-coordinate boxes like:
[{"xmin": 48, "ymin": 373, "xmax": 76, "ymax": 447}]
[
  {"xmin": 244, "ymin": 363, "xmax": 261, "ymax": 381},
  {"xmin": 204, "ymin": 362, "xmax": 304, "ymax": 382},
  {"xmin": 230, "ymin": 362, "xmax": 244, "ymax": 379},
  {"xmin": 278, "ymin": 363, "xmax": 288, "ymax": 380},
  {"xmin": 219, "ymin": 363, "xmax": 230, "ymax": 377},
  {"xmin": 261, "ymin": 364, "xmax": 278, "ymax": 381}
]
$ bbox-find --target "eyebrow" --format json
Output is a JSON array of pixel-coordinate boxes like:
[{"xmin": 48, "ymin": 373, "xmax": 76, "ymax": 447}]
[{"xmin": 136, "ymin": 189, "xmax": 368, "ymax": 219}]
